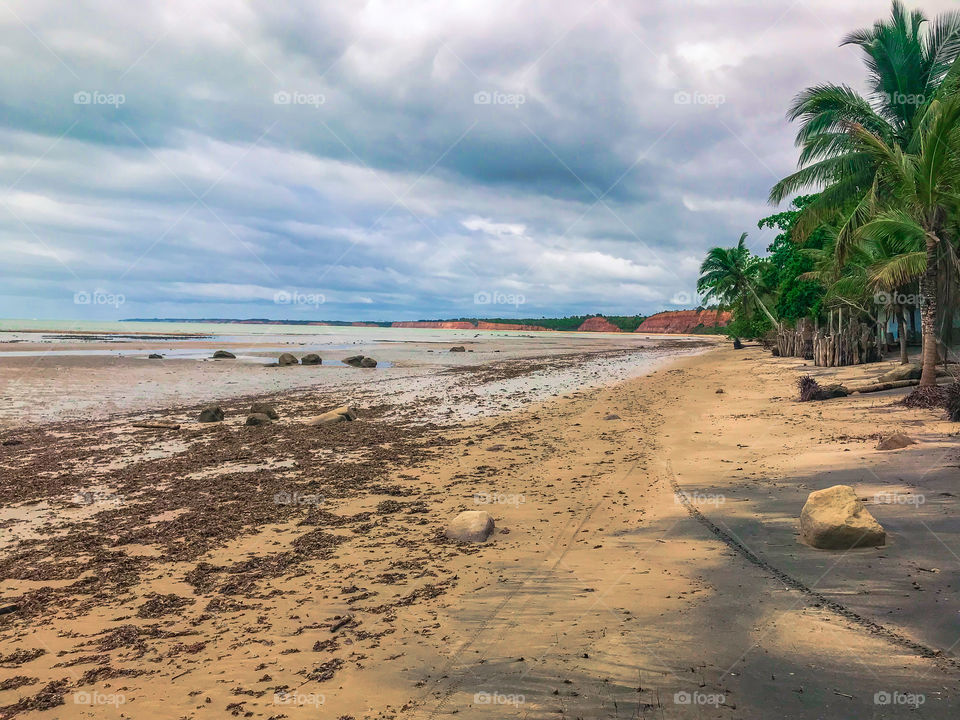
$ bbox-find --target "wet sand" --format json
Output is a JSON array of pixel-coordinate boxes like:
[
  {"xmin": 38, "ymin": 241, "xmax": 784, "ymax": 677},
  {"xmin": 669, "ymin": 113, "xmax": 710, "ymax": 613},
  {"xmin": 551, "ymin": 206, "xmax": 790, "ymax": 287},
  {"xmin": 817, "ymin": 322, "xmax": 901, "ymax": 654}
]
[{"xmin": 0, "ymin": 340, "xmax": 959, "ymax": 718}]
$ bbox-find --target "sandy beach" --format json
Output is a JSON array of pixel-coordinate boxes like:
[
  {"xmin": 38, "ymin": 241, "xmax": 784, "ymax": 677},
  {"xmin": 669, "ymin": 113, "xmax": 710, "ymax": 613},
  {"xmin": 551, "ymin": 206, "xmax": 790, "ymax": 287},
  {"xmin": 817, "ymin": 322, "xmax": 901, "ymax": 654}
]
[{"xmin": 0, "ymin": 334, "xmax": 958, "ymax": 718}]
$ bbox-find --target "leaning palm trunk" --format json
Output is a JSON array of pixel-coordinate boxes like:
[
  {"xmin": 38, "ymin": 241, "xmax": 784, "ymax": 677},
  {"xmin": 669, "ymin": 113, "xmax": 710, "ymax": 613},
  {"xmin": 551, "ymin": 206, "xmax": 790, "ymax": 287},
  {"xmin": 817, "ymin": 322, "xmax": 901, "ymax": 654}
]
[{"xmin": 919, "ymin": 237, "xmax": 940, "ymax": 386}]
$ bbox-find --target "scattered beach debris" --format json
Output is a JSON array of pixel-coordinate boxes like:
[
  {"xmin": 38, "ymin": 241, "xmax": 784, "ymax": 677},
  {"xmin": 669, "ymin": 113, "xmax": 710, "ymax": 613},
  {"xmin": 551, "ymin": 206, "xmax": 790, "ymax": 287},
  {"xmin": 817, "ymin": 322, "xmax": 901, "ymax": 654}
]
[
  {"xmin": 212, "ymin": 350, "xmax": 235, "ymax": 359},
  {"xmin": 876, "ymin": 433, "xmax": 916, "ymax": 450},
  {"xmin": 329, "ymin": 614, "xmax": 354, "ymax": 633},
  {"xmin": 245, "ymin": 413, "xmax": 273, "ymax": 426},
  {"xmin": 797, "ymin": 375, "xmax": 848, "ymax": 402},
  {"xmin": 800, "ymin": 485, "xmax": 885, "ymax": 549},
  {"xmin": 901, "ymin": 384, "xmax": 948, "ymax": 409},
  {"xmin": 132, "ymin": 421, "xmax": 181, "ymax": 430},
  {"xmin": 947, "ymin": 383, "xmax": 960, "ymax": 421},
  {"xmin": 198, "ymin": 405, "xmax": 225, "ymax": 423},
  {"xmin": 249, "ymin": 403, "xmax": 279, "ymax": 419},
  {"xmin": 306, "ymin": 406, "xmax": 357, "ymax": 426},
  {"xmin": 301, "ymin": 353, "xmax": 322, "ymax": 365},
  {"xmin": 450, "ymin": 346, "xmax": 466, "ymax": 352},
  {"xmin": 277, "ymin": 352, "xmax": 298, "ymax": 366},
  {"xmin": 445, "ymin": 510, "xmax": 495, "ymax": 543}
]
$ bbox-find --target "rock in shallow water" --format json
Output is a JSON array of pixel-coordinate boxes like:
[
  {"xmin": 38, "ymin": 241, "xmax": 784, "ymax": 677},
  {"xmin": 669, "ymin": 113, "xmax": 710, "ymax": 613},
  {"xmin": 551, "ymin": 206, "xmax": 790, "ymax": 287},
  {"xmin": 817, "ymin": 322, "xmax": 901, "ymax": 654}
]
[
  {"xmin": 445, "ymin": 510, "xmax": 495, "ymax": 543},
  {"xmin": 212, "ymin": 350, "xmax": 235, "ymax": 359},
  {"xmin": 800, "ymin": 485, "xmax": 885, "ymax": 549},
  {"xmin": 301, "ymin": 353, "xmax": 322, "ymax": 365}
]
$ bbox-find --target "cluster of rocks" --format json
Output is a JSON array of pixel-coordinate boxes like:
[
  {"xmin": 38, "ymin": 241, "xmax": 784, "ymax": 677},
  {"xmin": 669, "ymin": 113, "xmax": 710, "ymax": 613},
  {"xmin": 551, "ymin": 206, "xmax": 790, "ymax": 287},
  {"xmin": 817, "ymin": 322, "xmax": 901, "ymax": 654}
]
[
  {"xmin": 208, "ymin": 350, "xmax": 377, "ymax": 366},
  {"xmin": 343, "ymin": 355, "xmax": 377, "ymax": 368},
  {"xmin": 196, "ymin": 402, "xmax": 358, "ymax": 427}
]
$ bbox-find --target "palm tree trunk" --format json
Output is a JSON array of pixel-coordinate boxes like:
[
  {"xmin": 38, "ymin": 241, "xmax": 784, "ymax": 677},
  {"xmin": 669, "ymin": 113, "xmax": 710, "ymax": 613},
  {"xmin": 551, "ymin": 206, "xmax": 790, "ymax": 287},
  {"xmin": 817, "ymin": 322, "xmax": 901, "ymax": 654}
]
[
  {"xmin": 919, "ymin": 237, "xmax": 940, "ymax": 386},
  {"xmin": 898, "ymin": 304, "xmax": 909, "ymax": 365},
  {"xmin": 746, "ymin": 285, "xmax": 779, "ymax": 330}
]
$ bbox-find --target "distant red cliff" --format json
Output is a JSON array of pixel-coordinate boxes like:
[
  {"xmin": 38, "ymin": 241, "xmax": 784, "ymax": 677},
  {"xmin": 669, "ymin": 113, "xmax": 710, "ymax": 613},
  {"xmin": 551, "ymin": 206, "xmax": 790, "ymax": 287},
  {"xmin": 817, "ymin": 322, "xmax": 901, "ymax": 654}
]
[
  {"xmin": 391, "ymin": 321, "xmax": 476, "ymax": 329},
  {"xmin": 477, "ymin": 321, "xmax": 550, "ymax": 331},
  {"xmin": 577, "ymin": 317, "xmax": 622, "ymax": 332},
  {"xmin": 635, "ymin": 310, "xmax": 730, "ymax": 334}
]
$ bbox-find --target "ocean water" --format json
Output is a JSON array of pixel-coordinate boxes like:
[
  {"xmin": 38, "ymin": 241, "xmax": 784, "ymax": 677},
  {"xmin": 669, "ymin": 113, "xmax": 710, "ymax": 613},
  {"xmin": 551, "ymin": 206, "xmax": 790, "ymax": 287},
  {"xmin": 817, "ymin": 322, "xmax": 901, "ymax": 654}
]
[{"xmin": 0, "ymin": 318, "xmax": 636, "ymax": 345}]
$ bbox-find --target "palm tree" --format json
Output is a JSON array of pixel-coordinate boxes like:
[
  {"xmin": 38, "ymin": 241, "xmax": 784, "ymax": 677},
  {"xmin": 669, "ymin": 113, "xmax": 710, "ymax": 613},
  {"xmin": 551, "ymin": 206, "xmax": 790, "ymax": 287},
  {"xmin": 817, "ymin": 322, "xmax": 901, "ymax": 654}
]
[
  {"xmin": 800, "ymin": 227, "xmax": 923, "ymax": 365},
  {"xmin": 697, "ymin": 233, "xmax": 779, "ymax": 329},
  {"xmin": 865, "ymin": 232, "xmax": 925, "ymax": 365},
  {"xmin": 770, "ymin": 1, "xmax": 960, "ymax": 249},
  {"xmin": 854, "ymin": 96, "xmax": 960, "ymax": 385}
]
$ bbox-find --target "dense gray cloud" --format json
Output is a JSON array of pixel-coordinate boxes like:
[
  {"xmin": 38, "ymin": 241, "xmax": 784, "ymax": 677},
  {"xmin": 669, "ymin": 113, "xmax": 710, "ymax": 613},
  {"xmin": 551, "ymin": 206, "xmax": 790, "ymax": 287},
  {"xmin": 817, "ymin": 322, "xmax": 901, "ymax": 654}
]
[{"xmin": 1, "ymin": 0, "xmax": 955, "ymax": 321}]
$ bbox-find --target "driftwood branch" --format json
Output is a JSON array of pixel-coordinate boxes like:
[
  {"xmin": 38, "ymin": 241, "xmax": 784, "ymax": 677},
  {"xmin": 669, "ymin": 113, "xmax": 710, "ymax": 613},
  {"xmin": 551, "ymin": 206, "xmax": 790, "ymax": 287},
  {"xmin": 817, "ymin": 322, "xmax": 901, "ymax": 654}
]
[{"xmin": 849, "ymin": 379, "xmax": 920, "ymax": 394}]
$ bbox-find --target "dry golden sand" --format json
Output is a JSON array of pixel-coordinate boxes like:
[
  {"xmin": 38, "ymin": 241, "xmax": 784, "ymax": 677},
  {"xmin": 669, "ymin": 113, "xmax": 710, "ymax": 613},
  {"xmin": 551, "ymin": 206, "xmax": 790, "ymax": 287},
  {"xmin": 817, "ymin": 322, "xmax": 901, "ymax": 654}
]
[{"xmin": 2, "ymin": 344, "xmax": 960, "ymax": 718}]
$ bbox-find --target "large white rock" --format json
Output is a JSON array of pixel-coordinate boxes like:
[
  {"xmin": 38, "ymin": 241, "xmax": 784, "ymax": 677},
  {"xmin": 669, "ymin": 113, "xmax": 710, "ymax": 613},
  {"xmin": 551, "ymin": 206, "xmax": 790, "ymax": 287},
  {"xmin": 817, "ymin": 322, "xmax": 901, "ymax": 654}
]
[
  {"xmin": 800, "ymin": 485, "xmax": 885, "ymax": 549},
  {"xmin": 445, "ymin": 511, "xmax": 495, "ymax": 543}
]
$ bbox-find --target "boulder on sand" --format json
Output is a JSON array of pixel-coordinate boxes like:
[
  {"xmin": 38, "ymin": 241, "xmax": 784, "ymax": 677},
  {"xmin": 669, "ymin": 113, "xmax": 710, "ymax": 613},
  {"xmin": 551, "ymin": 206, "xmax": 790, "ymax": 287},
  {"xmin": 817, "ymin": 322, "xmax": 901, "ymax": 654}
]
[
  {"xmin": 360, "ymin": 357, "xmax": 377, "ymax": 368},
  {"xmin": 306, "ymin": 406, "xmax": 357, "ymax": 426},
  {"xmin": 876, "ymin": 433, "xmax": 916, "ymax": 450},
  {"xmin": 445, "ymin": 510, "xmax": 495, "ymax": 543},
  {"xmin": 343, "ymin": 355, "xmax": 364, "ymax": 367},
  {"xmin": 148, "ymin": 353, "xmax": 163, "ymax": 359},
  {"xmin": 245, "ymin": 413, "xmax": 273, "ymax": 426},
  {"xmin": 800, "ymin": 485, "xmax": 885, "ymax": 549},
  {"xmin": 301, "ymin": 353, "xmax": 322, "ymax": 365},
  {"xmin": 450, "ymin": 346, "xmax": 466, "ymax": 352},
  {"xmin": 212, "ymin": 350, "xmax": 235, "ymax": 359},
  {"xmin": 278, "ymin": 353, "xmax": 298, "ymax": 366},
  {"xmin": 198, "ymin": 405, "xmax": 225, "ymax": 423},
  {"xmin": 249, "ymin": 403, "xmax": 279, "ymax": 419}
]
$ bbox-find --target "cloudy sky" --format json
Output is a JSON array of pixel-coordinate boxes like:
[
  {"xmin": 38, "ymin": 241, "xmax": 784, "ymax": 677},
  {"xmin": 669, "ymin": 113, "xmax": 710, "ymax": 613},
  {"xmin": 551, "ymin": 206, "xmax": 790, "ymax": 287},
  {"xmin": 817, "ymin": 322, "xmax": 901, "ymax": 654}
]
[{"xmin": 1, "ymin": 0, "xmax": 955, "ymax": 322}]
